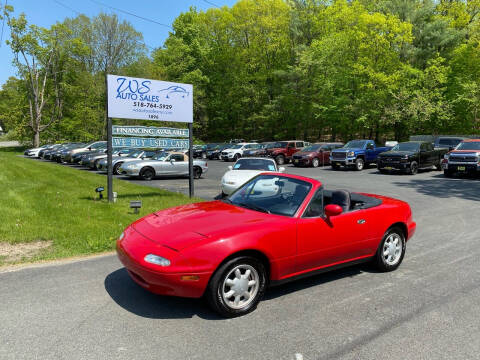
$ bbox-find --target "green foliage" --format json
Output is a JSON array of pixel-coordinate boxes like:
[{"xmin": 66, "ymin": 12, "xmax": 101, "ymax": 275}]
[{"xmin": 2, "ymin": 0, "xmax": 480, "ymax": 144}]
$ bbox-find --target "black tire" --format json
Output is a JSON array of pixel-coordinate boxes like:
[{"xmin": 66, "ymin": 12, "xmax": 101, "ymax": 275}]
[
  {"xmin": 275, "ymin": 155, "xmax": 285, "ymax": 165},
  {"xmin": 93, "ymin": 159, "xmax": 100, "ymax": 170},
  {"xmin": 312, "ymin": 157, "xmax": 320, "ymax": 168},
  {"xmin": 113, "ymin": 162, "xmax": 123, "ymax": 175},
  {"xmin": 379, "ymin": 168, "xmax": 388, "ymax": 174},
  {"xmin": 206, "ymin": 256, "xmax": 267, "ymax": 318},
  {"xmin": 140, "ymin": 167, "xmax": 155, "ymax": 181},
  {"xmin": 234, "ymin": 153, "xmax": 240, "ymax": 161},
  {"xmin": 408, "ymin": 161, "xmax": 418, "ymax": 175},
  {"xmin": 435, "ymin": 161, "xmax": 442, "ymax": 171},
  {"xmin": 374, "ymin": 226, "xmax": 406, "ymax": 272},
  {"xmin": 444, "ymin": 169, "xmax": 453, "ymax": 178},
  {"xmin": 193, "ymin": 166, "xmax": 202, "ymax": 179},
  {"xmin": 355, "ymin": 158, "xmax": 364, "ymax": 171},
  {"xmin": 331, "ymin": 163, "xmax": 340, "ymax": 170}
]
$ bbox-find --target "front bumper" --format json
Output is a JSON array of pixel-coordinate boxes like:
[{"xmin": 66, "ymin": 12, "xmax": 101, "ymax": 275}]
[
  {"xmin": 221, "ymin": 154, "xmax": 235, "ymax": 161},
  {"xmin": 292, "ymin": 157, "xmax": 312, "ymax": 166},
  {"xmin": 330, "ymin": 157, "xmax": 356, "ymax": 166},
  {"xmin": 442, "ymin": 162, "xmax": 480, "ymax": 173},
  {"xmin": 221, "ymin": 183, "xmax": 238, "ymax": 195},
  {"xmin": 377, "ymin": 160, "xmax": 410, "ymax": 170},
  {"xmin": 116, "ymin": 236, "xmax": 211, "ymax": 298}
]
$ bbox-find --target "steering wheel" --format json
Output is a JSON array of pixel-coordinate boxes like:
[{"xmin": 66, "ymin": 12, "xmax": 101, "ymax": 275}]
[{"xmin": 281, "ymin": 192, "xmax": 294, "ymax": 201}]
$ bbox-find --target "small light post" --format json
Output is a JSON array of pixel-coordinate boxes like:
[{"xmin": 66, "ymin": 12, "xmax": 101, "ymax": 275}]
[
  {"xmin": 95, "ymin": 187, "xmax": 105, "ymax": 200},
  {"xmin": 130, "ymin": 200, "xmax": 142, "ymax": 214}
]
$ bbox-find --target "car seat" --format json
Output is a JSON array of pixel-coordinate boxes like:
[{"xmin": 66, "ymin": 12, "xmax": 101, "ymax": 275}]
[{"xmin": 331, "ymin": 190, "xmax": 351, "ymax": 212}]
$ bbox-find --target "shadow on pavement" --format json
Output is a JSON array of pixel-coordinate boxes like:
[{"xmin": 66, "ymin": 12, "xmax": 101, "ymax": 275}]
[
  {"xmin": 392, "ymin": 173, "xmax": 480, "ymax": 201},
  {"xmin": 106, "ymin": 264, "xmax": 372, "ymax": 319},
  {"xmin": 104, "ymin": 268, "xmax": 222, "ymax": 320}
]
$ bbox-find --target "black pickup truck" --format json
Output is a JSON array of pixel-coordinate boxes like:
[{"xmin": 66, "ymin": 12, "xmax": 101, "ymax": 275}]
[{"xmin": 377, "ymin": 141, "xmax": 448, "ymax": 175}]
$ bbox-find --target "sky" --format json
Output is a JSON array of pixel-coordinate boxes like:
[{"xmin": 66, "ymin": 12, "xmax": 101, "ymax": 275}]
[{"xmin": 0, "ymin": 0, "xmax": 238, "ymax": 86}]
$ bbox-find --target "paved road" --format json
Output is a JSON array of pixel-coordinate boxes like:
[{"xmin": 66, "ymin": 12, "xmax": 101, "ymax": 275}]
[
  {"xmin": 0, "ymin": 141, "xmax": 20, "ymax": 148},
  {"xmin": 2, "ymin": 159, "xmax": 480, "ymax": 359}
]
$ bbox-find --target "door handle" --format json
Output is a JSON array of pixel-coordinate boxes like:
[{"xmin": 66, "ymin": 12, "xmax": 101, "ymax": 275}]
[{"xmin": 357, "ymin": 219, "xmax": 366, "ymax": 224}]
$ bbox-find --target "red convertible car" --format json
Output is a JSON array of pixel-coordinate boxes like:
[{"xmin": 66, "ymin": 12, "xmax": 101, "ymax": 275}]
[{"xmin": 117, "ymin": 173, "xmax": 416, "ymax": 317}]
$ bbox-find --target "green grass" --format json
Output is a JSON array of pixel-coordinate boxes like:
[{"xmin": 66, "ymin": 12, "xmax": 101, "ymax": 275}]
[{"xmin": 0, "ymin": 148, "xmax": 201, "ymax": 265}]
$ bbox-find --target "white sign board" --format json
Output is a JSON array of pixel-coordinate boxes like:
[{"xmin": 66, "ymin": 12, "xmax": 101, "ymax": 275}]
[{"xmin": 107, "ymin": 75, "xmax": 193, "ymax": 123}]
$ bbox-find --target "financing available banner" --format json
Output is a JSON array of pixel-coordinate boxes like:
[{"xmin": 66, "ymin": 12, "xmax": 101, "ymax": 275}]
[
  {"xmin": 112, "ymin": 125, "xmax": 189, "ymax": 138},
  {"xmin": 113, "ymin": 137, "xmax": 189, "ymax": 149},
  {"xmin": 107, "ymin": 75, "xmax": 193, "ymax": 123}
]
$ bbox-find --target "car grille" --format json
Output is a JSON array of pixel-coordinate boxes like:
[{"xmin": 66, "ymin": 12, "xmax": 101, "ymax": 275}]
[
  {"xmin": 221, "ymin": 152, "xmax": 228, "ymax": 156},
  {"xmin": 332, "ymin": 152, "xmax": 346, "ymax": 160},
  {"xmin": 292, "ymin": 155, "xmax": 303, "ymax": 160},
  {"xmin": 449, "ymin": 155, "xmax": 478, "ymax": 163}
]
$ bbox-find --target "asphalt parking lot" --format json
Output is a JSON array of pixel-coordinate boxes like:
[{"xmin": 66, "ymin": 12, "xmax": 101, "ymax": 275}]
[{"xmin": 2, "ymin": 158, "xmax": 480, "ymax": 359}]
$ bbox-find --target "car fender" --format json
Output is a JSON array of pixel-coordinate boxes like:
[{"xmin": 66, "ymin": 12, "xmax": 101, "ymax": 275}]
[{"xmin": 178, "ymin": 219, "xmax": 297, "ymax": 280}]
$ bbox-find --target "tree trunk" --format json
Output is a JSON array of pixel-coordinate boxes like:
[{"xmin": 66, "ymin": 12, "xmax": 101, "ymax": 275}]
[{"xmin": 34, "ymin": 131, "xmax": 40, "ymax": 147}]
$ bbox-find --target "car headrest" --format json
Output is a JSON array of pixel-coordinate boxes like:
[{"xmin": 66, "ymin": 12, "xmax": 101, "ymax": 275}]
[{"xmin": 331, "ymin": 190, "xmax": 351, "ymax": 212}]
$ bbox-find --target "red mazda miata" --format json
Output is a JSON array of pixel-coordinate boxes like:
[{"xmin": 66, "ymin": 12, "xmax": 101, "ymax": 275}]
[{"xmin": 117, "ymin": 173, "xmax": 416, "ymax": 317}]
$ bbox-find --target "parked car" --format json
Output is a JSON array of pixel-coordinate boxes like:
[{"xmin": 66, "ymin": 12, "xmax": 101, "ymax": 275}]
[
  {"xmin": 194, "ymin": 144, "xmax": 219, "ymax": 159},
  {"xmin": 207, "ymin": 144, "xmax": 230, "ymax": 160},
  {"xmin": 121, "ymin": 151, "xmax": 208, "ymax": 180},
  {"xmin": 40, "ymin": 144, "xmax": 63, "ymax": 159},
  {"xmin": 292, "ymin": 142, "xmax": 344, "ymax": 167},
  {"xmin": 97, "ymin": 149, "xmax": 159, "ymax": 175},
  {"xmin": 116, "ymin": 172, "xmax": 416, "ymax": 317},
  {"xmin": 24, "ymin": 144, "xmax": 52, "ymax": 158},
  {"xmin": 434, "ymin": 136, "xmax": 466, "ymax": 151},
  {"xmin": 221, "ymin": 157, "xmax": 285, "ymax": 196},
  {"xmin": 242, "ymin": 142, "xmax": 275, "ymax": 157},
  {"xmin": 442, "ymin": 139, "xmax": 480, "ymax": 177},
  {"xmin": 377, "ymin": 141, "xmax": 447, "ymax": 175},
  {"xmin": 52, "ymin": 143, "xmax": 85, "ymax": 162},
  {"xmin": 221, "ymin": 143, "xmax": 259, "ymax": 161},
  {"xmin": 330, "ymin": 140, "xmax": 392, "ymax": 171},
  {"xmin": 81, "ymin": 148, "xmax": 135, "ymax": 169},
  {"xmin": 266, "ymin": 140, "xmax": 306, "ymax": 165},
  {"xmin": 63, "ymin": 141, "xmax": 107, "ymax": 163}
]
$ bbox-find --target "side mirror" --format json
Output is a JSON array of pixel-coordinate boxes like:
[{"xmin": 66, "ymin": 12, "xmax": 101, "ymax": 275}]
[
  {"xmin": 448, "ymin": 146, "xmax": 455, "ymax": 151},
  {"xmin": 228, "ymin": 165, "xmax": 233, "ymax": 171},
  {"xmin": 324, "ymin": 204, "xmax": 343, "ymax": 217},
  {"xmin": 88, "ymin": 147, "xmax": 92, "ymax": 150},
  {"xmin": 279, "ymin": 166, "xmax": 285, "ymax": 173},
  {"xmin": 170, "ymin": 158, "xmax": 176, "ymax": 163}
]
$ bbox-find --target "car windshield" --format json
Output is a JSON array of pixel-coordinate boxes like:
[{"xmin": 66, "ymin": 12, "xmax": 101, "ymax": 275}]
[
  {"xmin": 456, "ymin": 142, "xmax": 480, "ymax": 151},
  {"xmin": 438, "ymin": 138, "xmax": 462, "ymax": 146},
  {"xmin": 130, "ymin": 150, "xmax": 144, "ymax": 158},
  {"xmin": 265, "ymin": 143, "xmax": 277, "ymax": 149},
  {"xmin": 343, "ymin": 140, "xmax": 366, "ymax": 149},
  {"xmin": 89, "ymin": 142, "xmax": 106, "ymax": 149},
  {"xmin": 206, "ymin": 143, "xmax": 218, "ymax": 150},
  {"xmin": 233, "ymin": 159, "xmax": 277, "ymax": 171},
  {"xmin": 303, "ymin": 145, "xmax": 322, "ymax": 152},
  {"xmin": 227, "ymin": 175, "xmax": 312, "ymax": 217},
  {"xmin": 392, "ymin": 142, "xmax": 420, "ymax": 151},
  {"xmin": 273, "ymin": 141, "xmax": 288, "ymax": 148},
  {"xmin": 118, "ymin": 148, "xmax": 136, "ymax": 155},
  {"xmin": 230, "ymin": 144, "xmax": 242, "ymax": 149},
  {"xmin": 152, "ymin": 152, "xmax": 169, "ymax": 160}
]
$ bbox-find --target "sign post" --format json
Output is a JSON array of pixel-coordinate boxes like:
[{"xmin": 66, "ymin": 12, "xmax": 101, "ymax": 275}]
[
  {"xmin": 188, "ymin": 123, "xmax": 194, "ymax": 197},
  {"xmin": 106, "ymin": 75, "xmax": 194, "ymax": 201}
]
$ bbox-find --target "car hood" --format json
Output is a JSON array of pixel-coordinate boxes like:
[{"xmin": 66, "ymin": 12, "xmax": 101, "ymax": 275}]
[
  {"xmin": 449, "ymin": 150, "xmax": 480, "ymax": 155},
  {"xmin": 132, "ymin": 201, "xmax": 279, "ymax": 251},
  {"xmin": 222, "ymin": 170, "xmax": 265, "ymax": 183},
  {"xmin": 294, "ymin": 151, "xmax": 317, "ymax": 157},
  {"xmin": 379, "ymin": 151, "xmax": 414, "ymax": 157},
  {"xmin": 333, "ymin": 148, "xmax": 360, "ymax": 152}
]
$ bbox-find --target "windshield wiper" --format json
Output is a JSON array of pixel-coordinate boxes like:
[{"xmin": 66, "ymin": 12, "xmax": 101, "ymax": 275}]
[{"xmin": 237, "ymin": 202, "xmax": 271, "ymax": 214}]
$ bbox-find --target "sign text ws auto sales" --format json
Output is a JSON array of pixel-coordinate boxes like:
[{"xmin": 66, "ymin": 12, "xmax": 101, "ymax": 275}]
[{"xmin": 107, "ymin": 75, "xmax": 193, "ymax": 123}]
